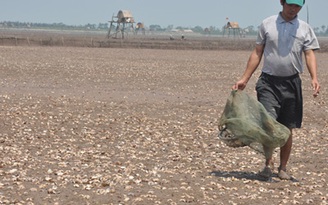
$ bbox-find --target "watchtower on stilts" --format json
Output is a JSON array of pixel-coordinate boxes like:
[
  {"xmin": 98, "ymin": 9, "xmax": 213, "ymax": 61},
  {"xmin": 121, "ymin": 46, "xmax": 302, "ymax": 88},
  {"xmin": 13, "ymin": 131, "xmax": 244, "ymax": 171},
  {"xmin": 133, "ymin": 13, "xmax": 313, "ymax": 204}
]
[
  {"xmin": 107, "ymin": 10, "xmax": 135, "ymax": 39},
  {"xmin": 223, "ymin": 22, "xmax": 241, "ymax": 38}
]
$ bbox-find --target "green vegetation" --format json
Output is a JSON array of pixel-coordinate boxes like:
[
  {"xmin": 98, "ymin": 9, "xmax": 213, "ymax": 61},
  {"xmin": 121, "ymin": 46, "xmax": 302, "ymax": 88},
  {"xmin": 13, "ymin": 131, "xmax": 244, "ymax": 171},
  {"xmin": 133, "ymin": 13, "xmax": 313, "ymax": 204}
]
[{"xmin": 1, "ymin": 21, "xmax": 327, "ymax": 36}]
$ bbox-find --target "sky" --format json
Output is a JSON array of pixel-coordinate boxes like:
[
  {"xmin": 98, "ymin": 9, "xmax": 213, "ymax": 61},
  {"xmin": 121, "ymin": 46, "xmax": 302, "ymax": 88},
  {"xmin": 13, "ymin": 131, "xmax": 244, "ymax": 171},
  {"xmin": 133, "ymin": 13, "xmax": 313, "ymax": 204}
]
[{"xmin": 1, "ymin": 0, "xmax": 327, "ymax": 29}]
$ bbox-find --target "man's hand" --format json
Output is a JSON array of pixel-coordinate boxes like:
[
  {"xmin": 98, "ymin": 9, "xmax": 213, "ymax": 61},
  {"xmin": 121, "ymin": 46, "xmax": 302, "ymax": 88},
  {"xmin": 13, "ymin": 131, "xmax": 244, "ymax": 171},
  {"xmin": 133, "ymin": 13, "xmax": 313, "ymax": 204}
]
[
  {"xmin": 312, "ymin": 80, "xmax": 320, "ymax": 97},
  {"xmin": 232, "ymin": 80, "xmax": 247, "ymax": 91}
]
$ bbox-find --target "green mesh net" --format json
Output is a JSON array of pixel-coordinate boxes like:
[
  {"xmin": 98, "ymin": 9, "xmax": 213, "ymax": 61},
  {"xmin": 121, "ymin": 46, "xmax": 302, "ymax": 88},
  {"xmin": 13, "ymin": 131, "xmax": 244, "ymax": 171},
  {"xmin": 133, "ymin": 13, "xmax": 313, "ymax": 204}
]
[{"xmin": 218, "ymin": 90, "xmax": 290, "ymax": 156}]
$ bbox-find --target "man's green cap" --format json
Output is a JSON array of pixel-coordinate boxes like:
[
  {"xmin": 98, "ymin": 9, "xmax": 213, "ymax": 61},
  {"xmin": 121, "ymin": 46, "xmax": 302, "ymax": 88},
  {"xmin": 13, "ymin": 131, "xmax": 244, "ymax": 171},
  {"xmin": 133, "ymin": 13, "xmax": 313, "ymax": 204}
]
[{"xmin": 286, "ymin": 0, "xmax": 304, "ymax": 7}]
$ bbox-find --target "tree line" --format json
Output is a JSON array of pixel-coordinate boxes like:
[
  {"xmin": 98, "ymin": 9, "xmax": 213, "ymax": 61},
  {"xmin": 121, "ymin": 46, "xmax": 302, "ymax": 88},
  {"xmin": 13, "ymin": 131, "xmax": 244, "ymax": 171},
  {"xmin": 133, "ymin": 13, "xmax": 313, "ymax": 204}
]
[{"xmin": 1, "ymin": 21, "xmax": 328, "ymax": 36}]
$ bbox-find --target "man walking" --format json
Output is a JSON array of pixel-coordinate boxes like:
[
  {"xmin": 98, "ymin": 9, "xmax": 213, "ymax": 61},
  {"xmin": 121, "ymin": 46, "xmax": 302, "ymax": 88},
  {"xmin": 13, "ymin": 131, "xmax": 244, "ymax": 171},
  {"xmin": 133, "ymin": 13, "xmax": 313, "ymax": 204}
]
[{"xmin": 232, "ymin": 0, "xmax": 320, "ymax": 180}]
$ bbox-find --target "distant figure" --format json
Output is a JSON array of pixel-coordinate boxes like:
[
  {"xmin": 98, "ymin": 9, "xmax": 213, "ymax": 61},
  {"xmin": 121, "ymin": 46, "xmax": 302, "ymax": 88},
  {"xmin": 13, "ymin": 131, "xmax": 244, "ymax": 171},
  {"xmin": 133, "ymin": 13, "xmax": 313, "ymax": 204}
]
[
  {"xmin": 169, "ymin": 35, "xmax": 175, "ymax": 40},
  {"xmin": 226, "ymin": 22, "xmax": 232, "ymax": 29},
  {"xmin": 204, "ymin": 28, "xmax": 210, "ymax": 35}
]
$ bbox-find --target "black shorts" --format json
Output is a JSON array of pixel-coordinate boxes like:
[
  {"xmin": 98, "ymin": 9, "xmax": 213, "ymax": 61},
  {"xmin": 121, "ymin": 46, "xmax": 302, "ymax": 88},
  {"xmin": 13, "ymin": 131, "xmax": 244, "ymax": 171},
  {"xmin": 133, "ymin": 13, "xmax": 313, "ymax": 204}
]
[{"xmin": 255, "ymin": 72, "xmax": 303, "ymax": 129}]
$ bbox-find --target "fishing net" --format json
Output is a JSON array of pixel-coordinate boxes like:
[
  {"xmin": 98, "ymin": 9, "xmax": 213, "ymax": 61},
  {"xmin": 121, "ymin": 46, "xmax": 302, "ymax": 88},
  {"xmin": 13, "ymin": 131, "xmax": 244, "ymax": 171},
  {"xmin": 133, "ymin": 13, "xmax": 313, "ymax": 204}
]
[{"xmin": 218, "ymin": 90, "xmax": 290, "ymax": 156}]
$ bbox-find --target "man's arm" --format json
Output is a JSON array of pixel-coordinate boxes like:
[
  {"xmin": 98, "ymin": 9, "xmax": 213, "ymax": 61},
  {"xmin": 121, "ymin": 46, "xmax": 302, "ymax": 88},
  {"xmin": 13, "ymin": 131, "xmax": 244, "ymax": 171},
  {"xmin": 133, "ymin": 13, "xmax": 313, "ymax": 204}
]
[
  {"xmin": 232, "ymin": 44, "xmax": 264, "ymax": 90},
  {"xmin": 304, "ymin": 49, "xmax": 320, "ymax": 97}
]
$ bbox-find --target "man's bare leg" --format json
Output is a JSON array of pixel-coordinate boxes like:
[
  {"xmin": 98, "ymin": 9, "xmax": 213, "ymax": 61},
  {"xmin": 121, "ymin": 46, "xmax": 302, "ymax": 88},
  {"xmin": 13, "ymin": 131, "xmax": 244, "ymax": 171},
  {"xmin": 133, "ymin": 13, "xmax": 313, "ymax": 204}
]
[
  {"xmin": 278, "ymin": 129, "xmax": 293, "ymax": 179},
  {"xmin": 259, "ymin": 146, "xmax": 274, "ymax": 178}
]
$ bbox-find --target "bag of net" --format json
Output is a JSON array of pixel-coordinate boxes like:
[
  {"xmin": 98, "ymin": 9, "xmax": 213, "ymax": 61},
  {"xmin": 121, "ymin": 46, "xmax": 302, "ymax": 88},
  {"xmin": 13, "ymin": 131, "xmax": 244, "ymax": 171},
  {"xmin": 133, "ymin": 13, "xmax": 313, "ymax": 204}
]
[{"xmin": 218, "ymin": 90, "xmax": 290, "ymax": 155}]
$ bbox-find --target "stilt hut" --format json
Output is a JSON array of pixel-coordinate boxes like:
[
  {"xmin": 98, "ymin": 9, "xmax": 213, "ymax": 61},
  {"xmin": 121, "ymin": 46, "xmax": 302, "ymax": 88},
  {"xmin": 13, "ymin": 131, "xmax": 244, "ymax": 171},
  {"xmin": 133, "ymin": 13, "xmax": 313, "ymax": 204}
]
[
  {"xmin": 223, "ymin": 22, "xmax": 241, "ymax": 38},
  {"xmin": 107, "ymin": 10, "xmax": 135, "ymax": 39}
]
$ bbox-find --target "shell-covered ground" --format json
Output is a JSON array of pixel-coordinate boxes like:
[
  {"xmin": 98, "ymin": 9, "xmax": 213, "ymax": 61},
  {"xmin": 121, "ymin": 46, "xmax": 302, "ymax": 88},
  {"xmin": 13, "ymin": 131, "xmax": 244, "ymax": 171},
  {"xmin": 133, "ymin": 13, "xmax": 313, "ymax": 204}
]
[{"xmin": 0, "ymin": 44, "xmax": 327, "ymax": 205}]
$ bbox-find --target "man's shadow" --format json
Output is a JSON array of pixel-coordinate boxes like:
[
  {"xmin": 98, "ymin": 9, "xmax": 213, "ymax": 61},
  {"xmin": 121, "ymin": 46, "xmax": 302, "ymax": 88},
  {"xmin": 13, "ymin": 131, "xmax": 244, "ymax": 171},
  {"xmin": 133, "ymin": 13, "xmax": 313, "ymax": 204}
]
[
  {"xmin": 209, "ymin": 170, "xmax": 278, "ymax": 182},
  {"xmin": 210, "ymin": 170, "xmax": 299, "ymax": 183}
]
